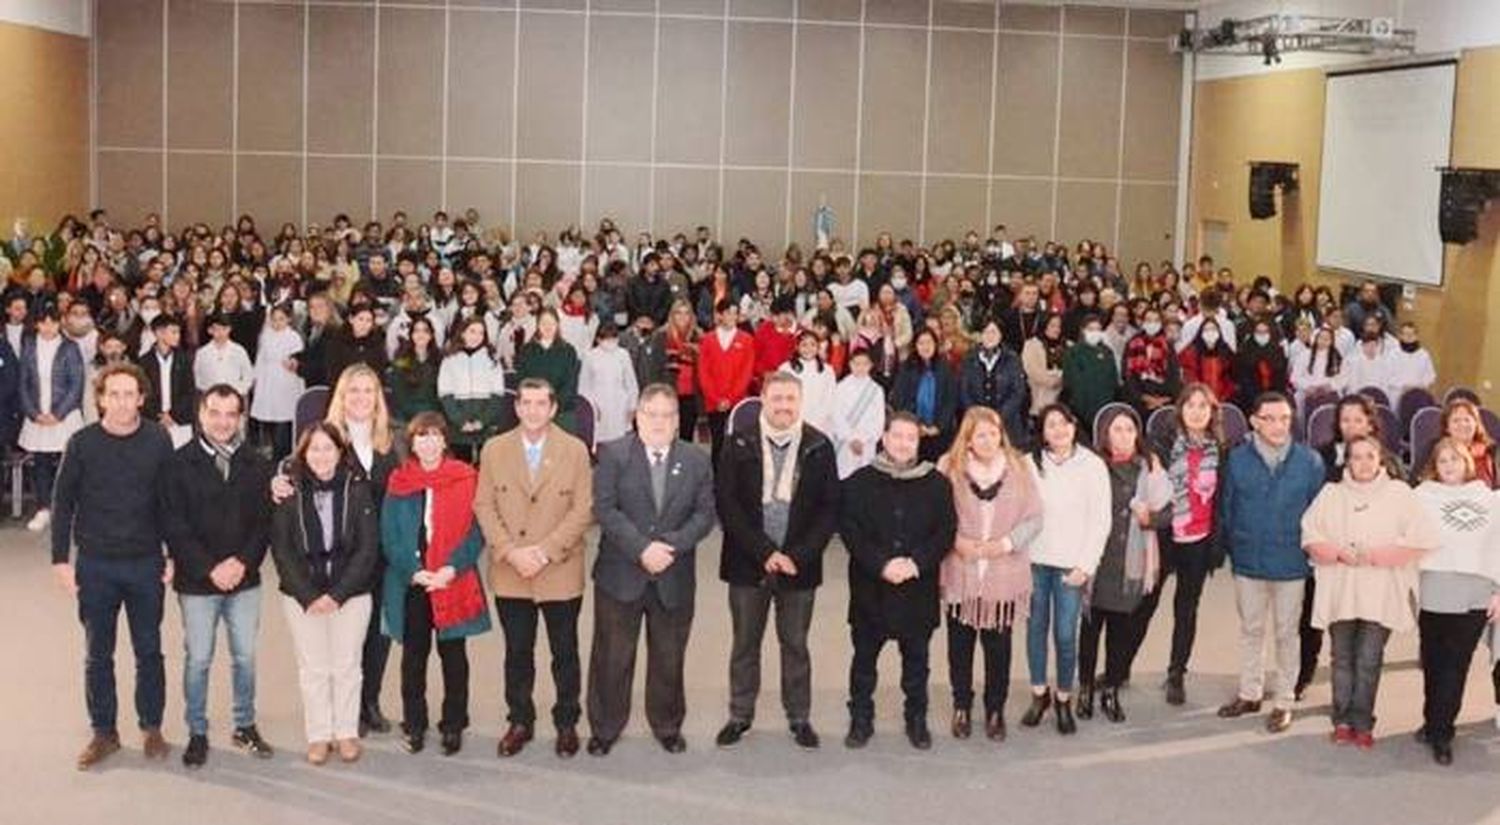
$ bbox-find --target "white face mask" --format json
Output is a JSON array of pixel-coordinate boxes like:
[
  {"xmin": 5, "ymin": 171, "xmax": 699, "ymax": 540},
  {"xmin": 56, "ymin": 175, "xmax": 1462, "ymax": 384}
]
[
  {"xmin": 890, "ymin": 276, "xmax": 908, "ymax": 291},
  {"xmin": 1083, "ymin": 329, "xmax": 1105, "ymax": 346},
  {"xmin": 1202, "ymin": 331, "xmax": 1221, "ymax": 346},
  {"xmin": 1253, "ymin": 332, "xmax": 1271, "ymax": 346},
  {"xmin": 1142, "ymin": 321, "xmax": 1162, "ymax": 336},
  {"xmin": 140, "ymin": 307, "xmax": 161, "ymax": 324}
]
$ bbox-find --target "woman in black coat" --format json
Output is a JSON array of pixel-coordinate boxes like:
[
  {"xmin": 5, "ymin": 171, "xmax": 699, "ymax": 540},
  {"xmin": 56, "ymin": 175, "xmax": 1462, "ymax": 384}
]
[
  {"xmin": 892, "ymin": 328, "xmax": 960, "ymax": 463},
  {"xmin": 269, "ymin": 422, "xmax": 380, "ymax": 765},
  {"xmin": 957, "ymin": 319, "xmax": 1030, "ymax": 449}
]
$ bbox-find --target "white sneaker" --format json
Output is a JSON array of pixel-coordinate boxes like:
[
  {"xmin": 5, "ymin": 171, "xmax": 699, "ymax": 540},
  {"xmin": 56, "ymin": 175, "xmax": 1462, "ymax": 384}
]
[{"xmin": 25, "ymin": 508, "xmax": 50, "ymax": 532}]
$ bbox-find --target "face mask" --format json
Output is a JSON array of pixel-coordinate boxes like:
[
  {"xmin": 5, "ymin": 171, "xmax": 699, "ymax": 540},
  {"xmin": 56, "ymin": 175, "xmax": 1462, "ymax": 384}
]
[
  {"xmin": 1202, "ymin": 331, "xmax": 1221, "ymax": 346},
  {"xmin": 1253, "ymin": 332, "xmax": 1271, "ymax": 346},
  {"xmin": 1362, "ymin": 330, "xmax": 1381, "ymax": 342},
  {"xmin": 890, "ymin": 276, "xmax": 908, "ymax": 291},
  {"xmin": 140, "ymin": 308, "xmax": 160, "ymax": 324},
  {"xmin": 1083, "ymin": 329, "xmax": 1105, "ymax": 346},
  {"xmin": 1142, "ymin": 321, "xmax": 1162, "ymax": 336},
  {"xmin": 1400, "ymin": 340, "xmax": 1419, "ymax": 353}
]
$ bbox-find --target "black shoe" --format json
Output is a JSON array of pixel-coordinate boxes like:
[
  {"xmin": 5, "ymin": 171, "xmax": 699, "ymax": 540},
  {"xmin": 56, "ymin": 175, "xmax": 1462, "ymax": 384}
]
[
  {"xmin": 1433, "ymin": 741, "xmax": 1453, "ymax": 766},
  {"xmin": 1165, "ymin": 674, "xmax": 1186, "ymax": 706},
  {"xmin": 585, "ymin": 736, "xmax": 614, "ymax": 757},
  {"xmin": 844, "ymin": 720, "xmax": 873, "ymax": 749},
  {"xmin": 1055, "ymin": 699, "xmax": 1077, "ymax": 735},
  {"xmin": 985, "ymin": 711, "xmax": 1007, "ymax": 742},
  {"xmin": 1020, "ymin": 691, "xmax": 1052, "ymax": 727},
  {"xmin": 658, "ymin": 734, "xmax": 687, "ymax": 754},
  {"xmin": 1101, "ymin": 687, "xmax": 1125, "ymax": 723},
  {"xmin": 790, "ymin": 722, "xmax": 820, "ymax": 749},
  {"xmin": 401, "ymin": 729, "xmax": 425, "ymax": 754},
  {"xmin": 232, "ymin": 726, "xmax": 274, "ymax": 759},
  {"xmin": 182, "ymin": 734, "xmax": 209, "ymax": 769},
  {"xmin": 905, "ymin": 719, "xmax": 932, "ymax": 751},
  {"xmin": 361, "ymin": 704, "xmax": 391, "ymax": 736},
  {"xmin": 440, "ymin": 731, "xmax": 462, "ymax": 756},
  {"xmin": 1075, "ymin": 682, "xmax": 1095, "ymax": 720},
  {"xmin": 1413, "ymin": 727, "xmax": 1430, "ymax": 744},
  {"xmin": 715, "ymin": 720, "xmax": 751, "ymax": 748}
]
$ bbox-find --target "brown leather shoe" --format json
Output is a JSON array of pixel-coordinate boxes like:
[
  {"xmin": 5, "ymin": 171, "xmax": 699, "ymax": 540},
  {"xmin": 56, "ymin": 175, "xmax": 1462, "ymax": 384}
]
[
  {"xmin": 555, "ymin": 727, "xmax": 580, "ymax": 758},
  {"xmin": 951, "ymin": 708, "xmax": 972, "ymax": 739},
  {"xmin": 1265, "ymin": 708, "xmax": 1294, "ymax": 734},
  {"xmin": 1217, "ymin": 698, "xmax": 1263, "ymax": 719},
  {"xmin": 76, "ymin": 732, "xmax": 121, "ymax": 770},
  {"xmin": 142, "ymin": 728, "xmax": 170, "ymax": 760},
  {"xmin": 985, "ymin": 711, "xmax": 1007, "ymax": 742},
  {"xmin": 497, "ymin": 723, "xmax": 533, "ymax": 757}
]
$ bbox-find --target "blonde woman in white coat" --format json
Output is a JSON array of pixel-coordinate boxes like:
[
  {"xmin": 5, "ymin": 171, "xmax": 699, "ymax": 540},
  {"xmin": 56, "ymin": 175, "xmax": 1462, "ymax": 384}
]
[
  {"xmin": 438, "ymin": 317, "xmax": 506, "ymax": 463},
  {"xmin": 780, "ymin": 331, "xmax": 836, "ymax": 435},
  {"xmin": 577, "ymin": 323, "xmax": 639, "ymax": 444},
  {"xmin": 251, "ymin": 304, "xmax": 306, "ymax": 458}
]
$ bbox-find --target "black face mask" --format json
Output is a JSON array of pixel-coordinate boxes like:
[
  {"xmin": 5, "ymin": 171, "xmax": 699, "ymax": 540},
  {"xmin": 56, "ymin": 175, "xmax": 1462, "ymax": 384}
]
[{"xmin": 1400, "ymin": 340, "xmax": 1420, "ymax": 353}]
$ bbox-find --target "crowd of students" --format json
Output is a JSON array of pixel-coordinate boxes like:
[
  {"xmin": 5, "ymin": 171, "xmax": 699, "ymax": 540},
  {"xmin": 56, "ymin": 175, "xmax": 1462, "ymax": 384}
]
[{"xmin": 17, "ymin": 207, "xmax": 1500, "ymax": 774}]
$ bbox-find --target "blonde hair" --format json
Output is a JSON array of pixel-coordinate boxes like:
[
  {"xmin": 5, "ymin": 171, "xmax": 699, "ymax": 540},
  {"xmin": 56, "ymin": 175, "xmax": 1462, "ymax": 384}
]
[
  {"xmin": 941, "ymin": 406, "xmax": 1029, "ymax": 486},
  {"xmin": 325, "ymin": 364, "xmax": 393, "ymax": 454},
  {"xmin": 1422, "ymin": 436, "xmax": 1478, "ymax": 483}
]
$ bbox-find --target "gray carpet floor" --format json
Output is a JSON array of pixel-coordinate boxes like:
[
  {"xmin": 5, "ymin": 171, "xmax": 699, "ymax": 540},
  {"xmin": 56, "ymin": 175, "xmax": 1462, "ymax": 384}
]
[{"xmin": 6, "ymin": 525, "xmax": 1500, "ymax": 825}]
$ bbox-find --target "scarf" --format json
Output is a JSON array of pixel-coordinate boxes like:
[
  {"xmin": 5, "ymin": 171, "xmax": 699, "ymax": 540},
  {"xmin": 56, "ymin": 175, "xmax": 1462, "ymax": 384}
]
[
  {"xmin": 387, "ymin": 457, "xmax": 487, "ymax": 630},
  {"xmin": 1168, "ymin": 433, "xmax": 1220, "ymax": 538},
  {"xmin": 299, "ymin": 470, "xmax": 346, "ymax": 592},
  {"xmin": 915, "ymin": 367, "xmax": 937, "ymax": 424},
  {"xmin": 941, "ymin": 457, "xmax": 1038, "ymax": 629},
  {"xmin": 1122, "ymin": 459, "xmax": 1172, "ymax": 597},
  {"xmin": 759, "ymin": 414, "xmax": 803, "ymax": 505},
  {"xmin": 872, "ymin": 449, "xmax": 935, "ymax": 480},
  {"xmin": 201, "ymin": 434, "xmax": 242, "ymax": 481}
]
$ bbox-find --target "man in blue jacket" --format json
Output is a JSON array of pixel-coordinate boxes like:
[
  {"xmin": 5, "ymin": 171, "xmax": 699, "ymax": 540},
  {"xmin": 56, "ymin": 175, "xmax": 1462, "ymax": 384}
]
[{"xmin": 1215, "ymin": 391, "xmax": 1324, "ymax": 733}]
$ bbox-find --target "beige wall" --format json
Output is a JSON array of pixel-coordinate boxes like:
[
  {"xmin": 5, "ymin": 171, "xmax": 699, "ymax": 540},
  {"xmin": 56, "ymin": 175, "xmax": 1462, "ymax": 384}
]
[
  {"xmin": 0, "ymin": 20, "xmax": 88, "ymax": 237},
  {"xmin": 95, "ymin": 1, "xmax": 1184, "ymax": 259},
  {"xmin": 1188, "ymin": 46, "xmax": 1500, "ymax": 405}
]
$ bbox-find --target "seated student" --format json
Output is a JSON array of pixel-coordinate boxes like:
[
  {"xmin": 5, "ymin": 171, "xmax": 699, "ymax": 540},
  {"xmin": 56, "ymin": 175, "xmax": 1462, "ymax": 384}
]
[{"xmin": 381, "ymin": 412, "xmax": 492, "ymax": 757}]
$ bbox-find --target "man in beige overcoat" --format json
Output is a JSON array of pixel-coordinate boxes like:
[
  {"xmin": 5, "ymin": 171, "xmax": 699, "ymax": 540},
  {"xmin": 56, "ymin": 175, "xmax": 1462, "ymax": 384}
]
[{"xmin": 474, "ymin": 377, "xmax": 595, "ymax": 759}]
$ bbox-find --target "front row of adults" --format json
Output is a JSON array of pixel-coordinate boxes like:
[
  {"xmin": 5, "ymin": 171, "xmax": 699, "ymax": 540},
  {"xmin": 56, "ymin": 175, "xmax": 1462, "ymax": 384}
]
[{"xmin": 47, "ymin": 365, "xmax": 1500, "ymax": 772}]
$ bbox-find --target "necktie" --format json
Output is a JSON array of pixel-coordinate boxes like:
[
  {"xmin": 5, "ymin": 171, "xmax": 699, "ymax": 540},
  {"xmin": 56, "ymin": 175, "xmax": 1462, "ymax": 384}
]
[{"xmin": 649, "ymin": 449, "xmax": 667, "ymax": 512}]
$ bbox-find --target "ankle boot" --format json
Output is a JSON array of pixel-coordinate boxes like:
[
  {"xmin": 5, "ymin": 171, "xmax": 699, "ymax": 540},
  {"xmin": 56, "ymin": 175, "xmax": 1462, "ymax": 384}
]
[
  {"xmin": 1055, "ymin": 697, "xmax": 1077, "ymax": 735},
  {"xmin": 1020, "ymin": 690, "xmax": 1052, "ymax": 727},
  {"xmin": 1101, "ymin": 686, "xmax": 1125, "ymax": 723},
  {"xmin": 1075, "ymin": 681, "xmax": 1095, "ymax": 720}
]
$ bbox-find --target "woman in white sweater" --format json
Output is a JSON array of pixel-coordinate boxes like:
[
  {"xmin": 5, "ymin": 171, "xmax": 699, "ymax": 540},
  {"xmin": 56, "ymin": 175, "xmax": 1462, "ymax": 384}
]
[
  {"xmin": 1414, "ymin": 437, "xmax": 1500, "ymax": 765},
  {"xmin": 1019, "ymin": 403, "xmax": 1111, "ymax": 736}
]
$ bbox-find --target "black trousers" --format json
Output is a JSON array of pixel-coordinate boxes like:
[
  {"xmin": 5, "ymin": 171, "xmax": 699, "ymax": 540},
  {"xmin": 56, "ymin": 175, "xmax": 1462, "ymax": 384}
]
[
  {"xmin": 678, "ymin": 394, "xmax": 700, "ymax": 444},
  {"xmin": 727, "ymin": 584, "xmax": 816, "ymax": 725},
  {"xmin": 848, "ymin": 620, "xmax": 931, "ymax": 724},
  {"xmin": 946, "ymin": 613, "xmax": 1012, "ymax": 715},
  {"xmin": 1078, "ymin": 602, "xmax": 1151, "ymax": 689},
  {"xmin": 496, "ymin": 596, "xmax": 582, "ymax": 730},
  {"xmin": 361, "ymin": 560, "xmax": 392, "ymax": 711},
  {"xmin": 1297, "ymin": 576, "xmax": 1322, "ymax": 691},
  {"xmin": 706, "ymin": 410, "xmax": 730, "ymax": 467},
  {"xmin": 1139, "ymin": 536, "xmax": 1214, "ymax": 677},
  {"xmin": 400, "ymin": 586, "xmax": 470, "ymax": 735},
  {"xmin": 1419, "ymin": 609, "xmax": 1488, "ymax": 745},
  {"xmin": 586, "ymin": 585, "xmax": 694, "ymax": 742}
]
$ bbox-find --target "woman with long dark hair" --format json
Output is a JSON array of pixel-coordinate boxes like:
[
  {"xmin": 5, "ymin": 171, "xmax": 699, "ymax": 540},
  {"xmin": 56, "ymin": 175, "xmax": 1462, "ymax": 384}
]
[{"xmin": 892, "ymin": 328, "xmax": 960, "ymax": 463}]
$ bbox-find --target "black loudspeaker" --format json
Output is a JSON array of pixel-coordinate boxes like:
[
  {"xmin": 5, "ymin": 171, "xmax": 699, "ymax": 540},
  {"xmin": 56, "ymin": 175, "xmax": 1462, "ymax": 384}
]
[
  {"xmin": 1248, "ymin": 162, "xmax": 1300, "ymax": 221},
  {"xmin": 1438, "ymin": 170, "xmax": 1499, "ymax": 245}
]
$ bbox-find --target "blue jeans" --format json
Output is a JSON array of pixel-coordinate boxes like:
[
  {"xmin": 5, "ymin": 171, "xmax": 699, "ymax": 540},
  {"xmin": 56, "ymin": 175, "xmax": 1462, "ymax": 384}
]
[
  {"xmin": 180, "ymin": 588, "xmax": 262, "ymax": 736},
  {"xmin": 1027, "ymin": 564, "xmax": 1084, "ymax": 692},
  {"xmin": 76, "ymin": 554, "xmax": 166, "ymax": 734}
]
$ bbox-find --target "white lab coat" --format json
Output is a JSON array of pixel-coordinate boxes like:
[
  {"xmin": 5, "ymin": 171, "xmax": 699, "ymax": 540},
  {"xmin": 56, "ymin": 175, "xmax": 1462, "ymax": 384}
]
[
  {"xmin": 578, "ymin": 342, "xmax": 640, "ymax": 444},
  {"xmin": 828, "ymin": 374, "xmax": 885, "ymax": 480},
  {"xmin": 781, "ymin": 357, "xmax": 837, "ymax": 436},
  {"xmin": 250, "ymin": 325, "xmax": 306, "ymax": 423},
  {"xmin": 559, "ymin": 311, "xmax": 599, "ymax": 355}
]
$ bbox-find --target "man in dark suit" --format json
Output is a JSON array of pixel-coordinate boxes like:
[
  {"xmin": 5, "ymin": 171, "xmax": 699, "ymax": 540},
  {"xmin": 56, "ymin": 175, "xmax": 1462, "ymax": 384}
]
[
  {"xmin": 139, "ymin": 314, "xmax": 195, "ymax": 445},
  {"xmin": 586, "ymin": 383, "xmax": 717, "ymax": 756},
  {"xmin": 713, "ymin": 372, "xmax": 839, "ymax": 750}
]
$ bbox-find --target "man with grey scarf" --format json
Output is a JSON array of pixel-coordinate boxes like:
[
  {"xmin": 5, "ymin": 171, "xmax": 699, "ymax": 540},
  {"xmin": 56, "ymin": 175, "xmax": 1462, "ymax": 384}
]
[{"xmin": 713, "ymin": 372, "xmax": 840, "ymax": 750}]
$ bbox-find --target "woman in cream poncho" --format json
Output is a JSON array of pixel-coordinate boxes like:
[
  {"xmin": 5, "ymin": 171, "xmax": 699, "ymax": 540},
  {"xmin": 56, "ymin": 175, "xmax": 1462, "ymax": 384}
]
[{"xmin": 1302, "ymin": 434, "xmax": 1440, "ymax": 749}]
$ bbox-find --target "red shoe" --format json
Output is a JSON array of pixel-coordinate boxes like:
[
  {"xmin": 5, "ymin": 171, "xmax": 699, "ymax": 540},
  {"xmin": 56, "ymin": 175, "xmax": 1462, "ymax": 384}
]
[
  {"xmin": 1331, "ymin": 725, "xmax": 1356, "ymax": 746},
  {"xmin": 1354, "ymin": 731, "xmax": 1375, "ymax": 750}
]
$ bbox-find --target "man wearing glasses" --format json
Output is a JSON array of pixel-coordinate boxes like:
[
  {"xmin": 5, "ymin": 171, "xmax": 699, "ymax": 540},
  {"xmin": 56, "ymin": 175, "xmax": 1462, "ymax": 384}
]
[{"xmin": 1214, "ymin": 392, "xmax": 1325, "ymax": 734}]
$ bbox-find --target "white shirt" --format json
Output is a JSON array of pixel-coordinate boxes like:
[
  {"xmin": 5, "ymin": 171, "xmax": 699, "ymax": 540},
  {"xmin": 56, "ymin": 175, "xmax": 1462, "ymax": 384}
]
[
  {"xmin": 715, "ymin": 326, "xmax": 736, "ymax": 350},
  {"xmin": 827, "ymin": 279, "xmax": 870, "ymax": 313},
  {"xmin": 155, "ymin": 350, "xmax": 174, "ymax": 413},
  {"xmin": 347, "ymin": 419, "xmax": 374, "ymax": 473},
  {"xmin": 193, "ymin": 339, "xmax": 254, "ymax": 394}
]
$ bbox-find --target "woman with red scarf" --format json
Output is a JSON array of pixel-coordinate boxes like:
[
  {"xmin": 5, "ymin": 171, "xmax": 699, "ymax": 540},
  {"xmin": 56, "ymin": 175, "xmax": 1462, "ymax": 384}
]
[{"xmin": 381, "ymin": 412, "xmax": 493, "ymax": 757}]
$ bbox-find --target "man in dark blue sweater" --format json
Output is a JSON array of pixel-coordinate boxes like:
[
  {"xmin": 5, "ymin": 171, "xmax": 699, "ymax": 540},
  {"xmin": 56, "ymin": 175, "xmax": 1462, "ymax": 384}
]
[{"xmin": 50, "ymin": 362, "xmax": 175, "ymax": 770}]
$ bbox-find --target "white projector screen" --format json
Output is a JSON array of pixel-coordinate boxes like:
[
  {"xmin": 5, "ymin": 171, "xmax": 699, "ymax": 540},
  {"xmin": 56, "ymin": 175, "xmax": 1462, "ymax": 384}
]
[{"xmin": 1316, "ymin": 62, "xmax": 1456, "ymax": 286}]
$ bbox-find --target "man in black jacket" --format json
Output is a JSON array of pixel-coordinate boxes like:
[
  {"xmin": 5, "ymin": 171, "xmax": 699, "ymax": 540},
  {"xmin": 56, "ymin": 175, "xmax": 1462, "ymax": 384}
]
[
  {"xmin": 713, "ymin": 372, "xmax": 839, "ymax": 750},
  {"xmin": 839, "ymin": 412, "xmax": 957, "ymax": 750},
  {"xmin": 139, "ymin": 313, "xmax": 194, "ymax": 446},
  {"xmin": 161, "ymin": 385, "xmax": 274, "ymax": 768}
]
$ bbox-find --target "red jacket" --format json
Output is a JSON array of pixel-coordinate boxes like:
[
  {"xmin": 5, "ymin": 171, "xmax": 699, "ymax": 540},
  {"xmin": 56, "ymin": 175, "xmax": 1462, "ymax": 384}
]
[
  {"xmin": 1179, "ymin": 346, "xmax": 1236, "ymax": 402},
  {"xmin": 753, "ymin": 321, "xmax": 799, "ymax": 381},
  {"xmin": 698, "ymin": 327, "xmax": 756, "ymax": 412}
]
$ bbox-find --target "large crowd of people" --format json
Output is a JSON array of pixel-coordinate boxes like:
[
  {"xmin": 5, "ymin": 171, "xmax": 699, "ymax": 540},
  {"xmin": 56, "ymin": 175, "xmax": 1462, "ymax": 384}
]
[{"xmin": 16, "ymin": 206, "xmax": 1500, "ymax": 775}]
